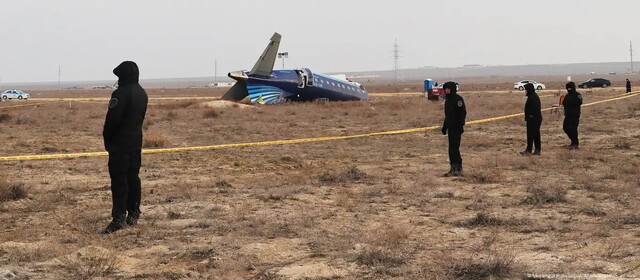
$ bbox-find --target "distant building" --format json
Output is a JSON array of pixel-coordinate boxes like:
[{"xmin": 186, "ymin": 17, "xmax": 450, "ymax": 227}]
[{"xmin": 209, "ymin": 82, "xmax": 236, "ymax": 87}]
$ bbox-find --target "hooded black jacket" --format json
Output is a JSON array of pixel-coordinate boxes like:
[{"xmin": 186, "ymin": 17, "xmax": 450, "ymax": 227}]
[
  {"xmin": 524, "ymin": 83, "xmax": 542, "ymax": 122},
  {"xmin": 103, "ymin": 61, "xmax": 148, "ymax": 152},
  {"xmin": 563, "ymin": 83, "xmax": 582, "ymax": 119},
  {"xmin": 442, "ymin": 82, "xmax": 466, "ymax": 133}
]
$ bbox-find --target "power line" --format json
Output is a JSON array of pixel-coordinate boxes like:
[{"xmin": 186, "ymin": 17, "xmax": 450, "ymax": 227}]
[{"xmin": 631, "ymin": 41, "xmax": 634, "ymax": 73}]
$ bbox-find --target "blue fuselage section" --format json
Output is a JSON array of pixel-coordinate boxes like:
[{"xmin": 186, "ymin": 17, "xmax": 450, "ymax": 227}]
[{"xmin": 245, "ymin": 69, "xmax": 368, "ymax": 104}]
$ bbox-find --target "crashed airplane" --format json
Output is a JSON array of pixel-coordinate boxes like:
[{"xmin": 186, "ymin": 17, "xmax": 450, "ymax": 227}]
[{"xmin": 222, "ymin": 33, "xmax": 369, "ymax": 104}]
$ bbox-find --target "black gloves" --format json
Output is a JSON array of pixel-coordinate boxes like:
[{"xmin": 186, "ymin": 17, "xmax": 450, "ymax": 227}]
[{"xmin": 441, "ymin": 126, "xmax": 447, "ymax": 135}]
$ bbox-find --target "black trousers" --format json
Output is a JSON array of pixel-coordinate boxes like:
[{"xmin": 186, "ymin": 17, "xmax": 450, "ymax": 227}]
[
  {"xmin": 563, "ymin": 117, "xmax": 580, "ymax": 146},
  {"xmin": 526, "ymin": 119, "xmax": 542, "ymax": 152},
  {"xmin": 448, "ymin": 132, "xmax": 462, "ymax": 165},
  {"xmin": 627, "ymin": 87, "xmax": 632, "ymax": 93},
  {"xmin": 108, "ymin": 150, "xmax": 142, "ymax": 220}
]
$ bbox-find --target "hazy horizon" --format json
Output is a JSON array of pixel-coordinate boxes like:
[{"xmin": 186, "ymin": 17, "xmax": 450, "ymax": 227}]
[{"xmin": 1, "ymin": 0, "xmax": 639, "ymax": 83}]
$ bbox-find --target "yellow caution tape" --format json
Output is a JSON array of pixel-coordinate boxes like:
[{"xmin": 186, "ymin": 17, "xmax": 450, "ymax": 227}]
[
  {"xmin": 74, "ymin": 100, "xmax": 163, "ymax": 106},
  {"xmin": 1, "ymin": 92, "xmax": 638, "ymax": 162},
  {"xmin": 0, "ymin": 101, "xmax": 60, "ymax": 110},
  {"xmin": 370, "ymin": 93, "xmax": 423, "ymax": 97},
  {"xmin": 30, "ymin": 96, "xmax": 220, "ymax": 102}
]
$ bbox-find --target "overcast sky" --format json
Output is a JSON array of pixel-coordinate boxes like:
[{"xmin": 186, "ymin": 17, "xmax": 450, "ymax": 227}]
[{"xmin": 1, "ymin": 0, "xmax": 639, "ymax": 83}]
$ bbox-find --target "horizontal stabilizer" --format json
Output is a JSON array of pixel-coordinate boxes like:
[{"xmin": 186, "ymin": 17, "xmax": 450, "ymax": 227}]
[
  {"xmin": 221, "ymin": 81, "xmax": 248, "ymax": 101},
  {"xmin": 250, "ymin": 32, "xmax": 281, "ymax": 77}
]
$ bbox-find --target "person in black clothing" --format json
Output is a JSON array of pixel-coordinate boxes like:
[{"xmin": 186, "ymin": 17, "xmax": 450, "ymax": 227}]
[
  {"xmin": 520, "ymin": 83, "xmax": 542, "ymax": 156},
  {"xmin": 563, "ymin": 82, "xmax": 582, "ymax": 149},
  {"xmin": 441, "ymin": 81, "xmax": 466, "ymax": 177},
  {"xmin": 626, "ymin": 79, "xmax": 632, "ymax": 93},
  {"xmin": 102, "ymin": 61, "xmax": 149, "ymax": 234}
]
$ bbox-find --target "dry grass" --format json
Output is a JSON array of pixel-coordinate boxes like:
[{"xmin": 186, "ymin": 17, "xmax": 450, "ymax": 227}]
[
  {"xmin": 0, "ymin": 177, "xmax": 28, "ymax": 202},
  {"xmin": 318, "ymin": 166, "xmax": 367, "ymax": 184},
  {"xmin": 202, "ymin": 108, "xmax": 220, "ymax": 119},
  {"xmin": 522, "ymin": 185, "xmax": 567, "ymax": 205},
  {"xmin": 0, "ymin": 112, "xmax": 12, "ymax": 123},
  {"xmin": 57, "ymin": 247, "xmax": 120, "ymax": 279},
  {"xmin": 160, "ymin": 100, "xmax": 199, "ymax": 109},
  {"xmin": 0, "ymin": 86, "xmax": 638, "ymax": 278},
  {"xmin": 463, "ymin": 168, "xmax": 503, "ymax": 184},
  {"xmin": 445, "ymin": 252, "xmax": 518, "ymax": 279},
  {"xmin": 142, "ymin": 133, "xmax": 167, "ymax": 148},
  {"xmin": 454, "ymin": 212, "xmax": 530, "ymax": 228},
  {"xmin": 354, "ymin": 222, "xmax": 416, "ymax": 275}
]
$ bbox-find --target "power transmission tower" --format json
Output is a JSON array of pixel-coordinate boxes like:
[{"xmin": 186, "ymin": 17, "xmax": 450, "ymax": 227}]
[
  {"xmin": 58, "ymin": 66, "xmax": 61, "ymax": 89},
  {"xmin": 393, "ymin": 38, "xmax": 401, "ymax": 81}
]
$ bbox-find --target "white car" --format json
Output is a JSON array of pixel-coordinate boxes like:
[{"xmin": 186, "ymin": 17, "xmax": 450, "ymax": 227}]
[
  {"xmin": 1, "ymin": 89, "xmax": 30, "ymax": 100},
  {"xmin": 514, "ymin": 80, "xmax": 546, "ymax": 90}
]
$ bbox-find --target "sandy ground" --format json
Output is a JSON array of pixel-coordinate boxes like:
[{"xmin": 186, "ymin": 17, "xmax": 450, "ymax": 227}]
[{"xmin": 0, "ymin": 85, "xmax": 639, "ymax": 279}]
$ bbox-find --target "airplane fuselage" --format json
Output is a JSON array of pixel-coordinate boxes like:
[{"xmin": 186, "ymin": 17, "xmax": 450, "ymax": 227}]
[
  {"xmin": 222, "ymin": 33, "xmax": 369, "ymax": 104},
  {"xmin": 245, "ymin": 69, "xmax": 368, "ymax": 104}
]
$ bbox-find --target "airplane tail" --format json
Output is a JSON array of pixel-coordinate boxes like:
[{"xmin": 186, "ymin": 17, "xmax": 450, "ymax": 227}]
[
  {"xmin": 249, "ymin": 32, "xmax": 281, "ymax": 76},
  {"xmin": 222, "ymin": 80, "xmax": 248, "ymax": 101},
  {"xmin": 222, "ymin": 32, "xmax": 281, "ymax": 101}
]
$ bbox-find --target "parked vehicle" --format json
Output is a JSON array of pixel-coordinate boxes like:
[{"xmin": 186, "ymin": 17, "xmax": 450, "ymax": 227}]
[
  {"xmin": 578, "ymin": 78, "xmax": 612, "ymax": 89},
  {"xmin": 1, "ymin": 89, "xmax": 30, "ymax": 100},
  {"xmin": 514, "ymin": 80, "xmax": 546, "ymax": 90}
]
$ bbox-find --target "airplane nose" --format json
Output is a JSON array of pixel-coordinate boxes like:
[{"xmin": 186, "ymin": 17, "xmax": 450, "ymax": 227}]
[{"xmin": 228, "ymin": 71, "xmax": 248, "ymax": 81}]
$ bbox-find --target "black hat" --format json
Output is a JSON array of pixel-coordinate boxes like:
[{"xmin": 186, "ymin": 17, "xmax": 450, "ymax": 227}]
[
  {"xmin": 524, "ymin": 83, "xmax": 535, "ymax": 93},
  {"xmin": 566, "ymin": 82, "xmax": 576, "ymax": 90},
  {"xmin": 443, "ymin": 81, "xmax": 457, "ymax": 94}
]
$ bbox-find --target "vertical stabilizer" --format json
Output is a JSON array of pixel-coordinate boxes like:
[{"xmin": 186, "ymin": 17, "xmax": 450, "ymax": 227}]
[{"xmin": 249, "ymin": 32, "xmax": 281, "ymax": 77}]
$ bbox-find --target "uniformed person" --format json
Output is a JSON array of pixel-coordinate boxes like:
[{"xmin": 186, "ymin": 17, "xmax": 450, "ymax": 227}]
[
  {"xmin": 102, "ymin": 61, "xmax": 149, "ymax": 234},
  {"xmin": 520, "ymin": 83, "xmax": 542, "ymax": 156},
  {"xmin": 563, "ymin": 82, "xmax": 582, "ymax": 149},
  {"xmin": 626, "ymin": 79, "xmax": 632, "ymax": 93},
  {"xmin": 441, "ymin": 81, "xmax": 466, "ymax": 177}
]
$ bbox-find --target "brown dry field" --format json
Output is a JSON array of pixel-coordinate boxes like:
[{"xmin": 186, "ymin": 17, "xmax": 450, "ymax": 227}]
[{"xmin": 0, "ymin": 84, "xmax": 639, "ymax": 279}]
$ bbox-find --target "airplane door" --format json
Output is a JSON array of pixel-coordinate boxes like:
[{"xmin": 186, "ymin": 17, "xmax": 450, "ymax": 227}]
[
  {"xmin": 303, "ymin": 68, "xmax": 313, "ymax": 87},
  {"xmin": 295, "ymin": 70, "xmax": 307, "ymax": 88}
]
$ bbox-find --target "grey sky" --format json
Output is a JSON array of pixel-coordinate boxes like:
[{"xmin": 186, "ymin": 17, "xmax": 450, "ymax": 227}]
[{"xmin": 1, "ymin": 0, "xmax": 638, "ymax": 83}]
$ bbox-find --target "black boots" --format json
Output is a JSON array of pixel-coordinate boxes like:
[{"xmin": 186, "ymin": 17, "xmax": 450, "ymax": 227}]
[
  {"xmin": 443, "ymin": 164, "xmax": 463, "ymax": 177},
  {"xmin": 101, "ymin": 217, "xmax": 126, "ymax": 234},
  {"xmin": 520, "ymin": 150, "xmax": 541, "ymax": 156},
  {"xmin": 101, "ymin": 211, "xmax": 140, "ymax": 234},
  {"xmin": 126, "ymin": 211, "xmax": 140, "ymax": 226},
  {"xmin": 520, "ymin": 150, "xmax": 532, "ymax": 156}
]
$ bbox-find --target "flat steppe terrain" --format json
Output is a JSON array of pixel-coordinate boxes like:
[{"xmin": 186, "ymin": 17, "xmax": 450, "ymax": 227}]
[{"xmin": 0, "ymin": 84, "xmax": 639, "ymax": 279}]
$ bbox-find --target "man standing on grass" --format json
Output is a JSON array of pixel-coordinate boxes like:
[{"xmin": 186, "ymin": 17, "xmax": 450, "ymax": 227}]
[
  {"xmin": 520, "ymin": 83, "xmax": 542, "ymax": 156},
  {"xmin": 626, "ymin": 79, "xmax": 632, "ymax": 93},
  {"xmin": 102, "ymin": 61, "xmax": 148, "ymax": 234},
  {"xmin": 441, "ymin": 81, "xmax": 466, "ymax": 177},
  {"xmin": 563, "ymin": 82, "xmax": 582, "ymax": 150}
]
